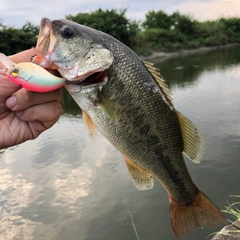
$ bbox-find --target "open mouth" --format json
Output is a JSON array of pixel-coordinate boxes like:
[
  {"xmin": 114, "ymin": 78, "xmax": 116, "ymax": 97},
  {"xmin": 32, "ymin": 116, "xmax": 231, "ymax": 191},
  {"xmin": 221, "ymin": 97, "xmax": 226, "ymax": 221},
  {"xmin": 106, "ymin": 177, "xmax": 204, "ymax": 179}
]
[
  {"xmin": 67, "ymin": 70, "xmax": 107, "ymax": 88},
  {"xmin": 36, "ymin": 18, "xmax": 53, "ymax": 55},
  {"xmin": 33, "ymin": 18, "xmax": 57, "ymax": 68},
  {"xmin": 34, "ymin": 17, "xmax": 113, "ymax": 89}
]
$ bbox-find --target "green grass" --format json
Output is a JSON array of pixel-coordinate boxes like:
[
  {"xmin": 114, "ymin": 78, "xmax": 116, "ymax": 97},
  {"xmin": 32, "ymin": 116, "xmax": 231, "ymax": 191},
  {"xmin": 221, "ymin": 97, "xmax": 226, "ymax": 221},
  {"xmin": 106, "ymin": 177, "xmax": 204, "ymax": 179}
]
[
  {"xmin": 224, "ymin": 195, "xmax": 240, "ymax": 220},
  {"xmin": 209, "ymin": 196, "xmax": 240, "ymax": 239}
]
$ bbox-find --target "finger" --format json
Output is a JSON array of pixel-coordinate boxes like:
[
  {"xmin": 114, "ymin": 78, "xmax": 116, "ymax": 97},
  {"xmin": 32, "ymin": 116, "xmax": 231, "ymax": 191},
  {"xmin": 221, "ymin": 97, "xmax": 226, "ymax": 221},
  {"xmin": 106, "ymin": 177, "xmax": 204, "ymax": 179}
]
[
  {"xmin": 18, "ymin": 101, "xmax": 62, "ymax": 139},
  {"xmin": 0, "ymin": 49, "xmax": 38, "ymax": 98},
  {"xmin": 9, "ymin": 49, "xmax": 35, "ymax": 63},
  {"xmin": 6, "ymin": 88, "xmax": 62, "ymax": 111},
  {"xmin": 16, "ymin": 101, "xmax": 62, "ymax": 126}
]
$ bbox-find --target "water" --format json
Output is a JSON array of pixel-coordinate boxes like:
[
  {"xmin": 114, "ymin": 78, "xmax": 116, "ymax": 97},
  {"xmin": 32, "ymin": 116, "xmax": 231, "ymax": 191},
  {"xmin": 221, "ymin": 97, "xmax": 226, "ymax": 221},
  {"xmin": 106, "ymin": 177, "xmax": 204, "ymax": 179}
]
[{"xmin": 1, "ymin": 45, "xmax": 240, "ymax": 240}]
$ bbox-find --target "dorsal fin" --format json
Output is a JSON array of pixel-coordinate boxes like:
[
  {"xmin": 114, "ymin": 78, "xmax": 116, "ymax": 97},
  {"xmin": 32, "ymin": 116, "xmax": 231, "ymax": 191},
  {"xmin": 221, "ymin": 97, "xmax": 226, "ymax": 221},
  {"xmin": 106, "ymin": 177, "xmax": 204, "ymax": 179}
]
[
  {"xmin": 82, "ymin": 111, "xmax": 97, "ymax": 138},
  {"xmin": 123, "ymin": 155, "xmax": 154, "ymax": 191},
  {"xmin": 176, "ymin": 110, "xmax": 205, "ymax": 163},
  {"xmin": 143, "ymin": 60, "xmax": 173, "ymax": 107}
]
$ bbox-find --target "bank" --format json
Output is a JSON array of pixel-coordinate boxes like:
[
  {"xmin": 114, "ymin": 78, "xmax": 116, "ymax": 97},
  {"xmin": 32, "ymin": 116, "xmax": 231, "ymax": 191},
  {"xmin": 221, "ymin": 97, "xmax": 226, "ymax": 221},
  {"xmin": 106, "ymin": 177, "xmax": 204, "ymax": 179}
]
[
  {"xmin": 211, "ymin": 220, "xmax": 240, "ymax": 240},
  {"xmin": 140, "ymin": 43, "xmax": 240, "ymax": 62}
]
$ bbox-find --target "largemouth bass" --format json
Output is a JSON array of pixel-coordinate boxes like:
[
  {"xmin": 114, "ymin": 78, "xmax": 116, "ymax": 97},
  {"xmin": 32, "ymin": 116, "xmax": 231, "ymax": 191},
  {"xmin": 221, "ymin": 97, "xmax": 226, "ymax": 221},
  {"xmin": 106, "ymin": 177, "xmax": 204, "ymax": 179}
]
[{"xmin": 33, "ymin": 18, "xmax": 226, "ymax": 238}]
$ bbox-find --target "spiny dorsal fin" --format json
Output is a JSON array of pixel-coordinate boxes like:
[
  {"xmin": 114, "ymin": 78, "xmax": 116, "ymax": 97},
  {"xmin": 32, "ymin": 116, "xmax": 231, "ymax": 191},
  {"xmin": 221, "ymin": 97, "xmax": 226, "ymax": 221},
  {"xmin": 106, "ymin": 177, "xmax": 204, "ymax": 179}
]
[
  {"xmin": 123, "ymin": 155, "xmax": 154, "ymax": 191},
  {"xmin": 176, "ymin": 110, "xmax": 205, "ymax": 163},
  {"xmin": 143, "ymin": 60, "xmax": 173, "ymax": 107},
  {"xmin": 82, "ymin": 111, "xmax": 97, "ymax": 138}
]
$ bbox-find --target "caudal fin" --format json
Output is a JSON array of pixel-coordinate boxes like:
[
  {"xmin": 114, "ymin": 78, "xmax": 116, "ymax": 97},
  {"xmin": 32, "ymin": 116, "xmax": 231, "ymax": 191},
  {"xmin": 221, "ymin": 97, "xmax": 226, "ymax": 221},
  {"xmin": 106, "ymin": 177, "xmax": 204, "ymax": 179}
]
[{"xmin": 170, "ymin": 189, "xmax": 226, "ymax": 238}]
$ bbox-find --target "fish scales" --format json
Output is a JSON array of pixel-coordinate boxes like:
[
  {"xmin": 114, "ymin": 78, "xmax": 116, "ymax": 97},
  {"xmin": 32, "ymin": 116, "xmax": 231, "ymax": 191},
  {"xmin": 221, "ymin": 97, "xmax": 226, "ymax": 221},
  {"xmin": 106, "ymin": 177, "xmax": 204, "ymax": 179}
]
[
  {"xmin": 34, "ymin": 18, "xmax": 226, "ymax": 238},
  {"xmin": 81, "ymin": 40, "xmax": 195, "ymax": 199}
]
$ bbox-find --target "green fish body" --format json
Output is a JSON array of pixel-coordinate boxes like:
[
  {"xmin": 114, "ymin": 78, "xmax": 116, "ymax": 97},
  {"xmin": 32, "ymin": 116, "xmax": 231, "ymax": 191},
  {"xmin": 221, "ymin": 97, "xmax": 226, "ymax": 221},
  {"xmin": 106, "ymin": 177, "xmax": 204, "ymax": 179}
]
[{"xmin": 34, "ymin": 18, "xmax": 226, "ymax": 238}]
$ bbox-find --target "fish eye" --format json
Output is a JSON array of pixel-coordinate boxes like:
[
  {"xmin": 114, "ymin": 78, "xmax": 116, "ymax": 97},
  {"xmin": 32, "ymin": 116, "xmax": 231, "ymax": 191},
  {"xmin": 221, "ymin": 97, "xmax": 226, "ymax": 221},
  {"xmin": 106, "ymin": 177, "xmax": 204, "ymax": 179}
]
[
  {"xmin": 60, "ymin": 25, "xmax": 74, "ymax": 38},
  {"xmin": 11, "ymin": 69, "xmax": 19, "ymax": 77}
]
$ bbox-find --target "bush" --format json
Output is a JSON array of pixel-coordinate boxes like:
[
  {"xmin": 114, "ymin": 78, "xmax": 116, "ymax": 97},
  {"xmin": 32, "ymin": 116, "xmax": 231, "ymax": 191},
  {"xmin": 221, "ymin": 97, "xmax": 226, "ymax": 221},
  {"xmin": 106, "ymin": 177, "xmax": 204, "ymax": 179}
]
[
  {"xmin": 220, "ymin": 18, "xmax": 240, "ymax": 42},
  {"xmin": 0, "ymin": 23, "xmax": 38, "ymax": 55},
  {"xmin": 197, "ymin": 20, "xmax": 225, "ymax": 38},
  {"xmin": 143, "ymin": 28, "xmax": 186, "ymax": 44},
  {"xmin": 185, "ymin": 41, "xmax": 201, "ymax": 49}
]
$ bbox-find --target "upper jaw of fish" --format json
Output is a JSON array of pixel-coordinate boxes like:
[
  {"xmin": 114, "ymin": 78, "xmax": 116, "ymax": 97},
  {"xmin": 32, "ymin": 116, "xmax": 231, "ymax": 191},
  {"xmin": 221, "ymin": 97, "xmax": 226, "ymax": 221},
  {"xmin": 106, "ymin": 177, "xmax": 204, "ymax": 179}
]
[
  {"xmin": 33, "ymin": 18, "xmax": 58, "ymax": 69},
  {"xmin": 35, "ymin": 18, "xmax": 53, "ymax": 58}
]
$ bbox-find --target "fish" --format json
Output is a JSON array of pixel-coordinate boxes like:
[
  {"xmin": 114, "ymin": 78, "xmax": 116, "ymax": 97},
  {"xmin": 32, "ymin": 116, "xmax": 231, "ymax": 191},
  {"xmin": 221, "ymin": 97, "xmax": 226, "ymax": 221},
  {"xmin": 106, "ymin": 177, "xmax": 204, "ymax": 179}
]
[
  {"xmin": 0, "ymin": 53, "xmax": 66, "ymax": 92},
  {"xmin": 33, "ymin": 18, "xmax": 226, "ymax": 238}
]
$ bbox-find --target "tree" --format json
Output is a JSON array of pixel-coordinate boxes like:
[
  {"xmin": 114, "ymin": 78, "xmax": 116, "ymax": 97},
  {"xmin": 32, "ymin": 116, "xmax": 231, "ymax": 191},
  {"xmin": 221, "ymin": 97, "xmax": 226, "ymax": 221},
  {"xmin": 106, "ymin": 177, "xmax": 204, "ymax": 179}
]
[
  {"xmin": 170, "ymin": 12, "xmax": 197, "ymax": 36},
  {"xmin": 142, "ymin": 10, "xmax": 173, "ymax": 30},
  {"xmin": 0, "ymin": 23, "xmax": 38, "ymax": 55},
  {"xmin": 66, "ymin": 9, "xmax": 137, "ymax": 47}
]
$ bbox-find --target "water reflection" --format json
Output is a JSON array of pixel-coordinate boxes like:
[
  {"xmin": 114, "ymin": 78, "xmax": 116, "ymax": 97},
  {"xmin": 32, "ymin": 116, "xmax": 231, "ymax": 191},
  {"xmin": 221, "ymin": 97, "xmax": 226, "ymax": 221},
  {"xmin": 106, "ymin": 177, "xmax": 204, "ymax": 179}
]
[
  {"xmin": 157, "ymin": 45, "xmax": 240, "ymax": 88},
  {"xmin": 61, "ymin": 88, "xmax": 82, "ymax": 116},
  {"xmin": 0, "ymin": 45, "xmax": 240, "ymax": 240}
]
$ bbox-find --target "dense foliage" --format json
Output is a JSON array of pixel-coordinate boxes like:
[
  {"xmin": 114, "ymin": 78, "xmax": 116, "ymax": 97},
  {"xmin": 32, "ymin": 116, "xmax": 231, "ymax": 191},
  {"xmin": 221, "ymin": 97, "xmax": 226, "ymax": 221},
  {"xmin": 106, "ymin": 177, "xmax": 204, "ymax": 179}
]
[
  {"xmin": 66, "ymin": 9, "xmax": 139, "ymax": 47},
  {"xmin": 0, "ymin": 9, "xmax": 239, "ymax": 56},
  {"xmin": 0, "ymin": 22, "xmax": 39, "ymax": 55},
  {"xmin": 136, "ymin": 10, "xmax": 240, "ymax": 55}
]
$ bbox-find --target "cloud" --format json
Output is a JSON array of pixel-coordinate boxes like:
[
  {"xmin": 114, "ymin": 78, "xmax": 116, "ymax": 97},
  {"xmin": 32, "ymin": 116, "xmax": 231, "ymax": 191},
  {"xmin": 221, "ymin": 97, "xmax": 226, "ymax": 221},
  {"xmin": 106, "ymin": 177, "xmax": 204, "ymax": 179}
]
[
  {"xmin": 1, "ymin": 0, "xmax": 240, "ymax": 27},
  {"xmin": 166, "ymin": 0, "xmax": 240, "ymax": 21}
]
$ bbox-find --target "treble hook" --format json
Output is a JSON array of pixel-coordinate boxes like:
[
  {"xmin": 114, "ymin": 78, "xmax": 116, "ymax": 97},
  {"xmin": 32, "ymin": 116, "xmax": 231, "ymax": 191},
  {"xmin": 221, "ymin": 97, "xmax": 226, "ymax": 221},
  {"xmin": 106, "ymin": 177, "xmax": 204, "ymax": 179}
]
[
  {"xmin": 31, "ymin": 54, "xmax": 37, "ymax": 63},
  {"xmin": 66, "ymin": 80, "xmax": 83, "ymax": 93}
]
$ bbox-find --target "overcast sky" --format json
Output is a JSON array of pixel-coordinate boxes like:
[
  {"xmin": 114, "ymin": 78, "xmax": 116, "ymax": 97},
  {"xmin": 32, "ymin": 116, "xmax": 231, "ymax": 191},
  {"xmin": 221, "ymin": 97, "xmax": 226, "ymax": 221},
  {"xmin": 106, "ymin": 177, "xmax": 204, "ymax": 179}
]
[{"xmin": 1, "ymin": 0, "xmax": 240, "ymax": 28}]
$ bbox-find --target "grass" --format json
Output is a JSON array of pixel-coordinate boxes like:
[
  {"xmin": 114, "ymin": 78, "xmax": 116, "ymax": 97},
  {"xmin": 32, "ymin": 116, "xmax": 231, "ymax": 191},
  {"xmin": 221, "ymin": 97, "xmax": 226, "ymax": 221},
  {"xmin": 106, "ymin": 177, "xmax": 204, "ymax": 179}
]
[
  {"xmin": 224, "ymin": 195, "xmax": 240, "ymax": 220},
  {"xmin": 209, "ymin": 196, "xmax": 240, "ymax": 239}
]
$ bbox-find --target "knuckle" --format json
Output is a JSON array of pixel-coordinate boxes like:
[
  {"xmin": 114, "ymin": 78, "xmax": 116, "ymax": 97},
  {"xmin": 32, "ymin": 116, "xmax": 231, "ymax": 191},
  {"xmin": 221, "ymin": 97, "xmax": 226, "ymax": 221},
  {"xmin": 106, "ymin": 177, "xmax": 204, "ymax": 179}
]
[
  {"xmin": 49, "ymin": 102, "xmax": 62, "ymax": 121},
  {"xmin": 52, "ymin": 88, "xmax": 62, "ymax": 102},
  {"xmin": 54, "ymin": 102, "xmax": 62, "ymax": 116},
  {"xmin": 11, "ymin": 89, "xmax": 32, "ymax": 110}
]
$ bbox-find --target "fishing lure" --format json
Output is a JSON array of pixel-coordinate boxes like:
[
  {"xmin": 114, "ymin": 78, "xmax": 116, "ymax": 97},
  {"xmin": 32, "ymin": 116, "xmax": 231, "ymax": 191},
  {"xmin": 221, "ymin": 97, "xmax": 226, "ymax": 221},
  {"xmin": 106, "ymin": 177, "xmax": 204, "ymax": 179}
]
[{"xmin": 0, "ymin": 53, "xmax": 66, "ymax": 92}]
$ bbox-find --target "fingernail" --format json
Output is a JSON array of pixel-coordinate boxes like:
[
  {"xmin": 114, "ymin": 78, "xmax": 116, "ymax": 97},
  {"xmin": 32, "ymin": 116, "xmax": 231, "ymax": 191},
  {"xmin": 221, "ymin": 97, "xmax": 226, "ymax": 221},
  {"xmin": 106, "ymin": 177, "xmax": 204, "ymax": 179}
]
[{"xmin": 6, "ymin": 96, "xmax": 17, "ymax": 109}]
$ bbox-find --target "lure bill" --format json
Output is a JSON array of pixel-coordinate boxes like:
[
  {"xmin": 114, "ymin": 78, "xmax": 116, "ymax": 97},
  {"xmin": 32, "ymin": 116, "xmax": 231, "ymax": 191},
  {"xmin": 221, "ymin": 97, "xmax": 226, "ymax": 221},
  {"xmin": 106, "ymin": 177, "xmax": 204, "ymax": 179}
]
[{"xmin": 0, "ymin": 53, "xmax": 66, "ymax": 92}]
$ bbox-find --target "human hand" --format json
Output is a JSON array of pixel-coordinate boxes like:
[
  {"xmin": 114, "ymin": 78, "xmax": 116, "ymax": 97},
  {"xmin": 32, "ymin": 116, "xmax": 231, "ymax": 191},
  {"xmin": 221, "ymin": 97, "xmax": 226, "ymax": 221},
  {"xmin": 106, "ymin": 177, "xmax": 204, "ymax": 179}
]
[{"xmin": 0, "ymin": 49, "xmax": 62, "ymax": 148}]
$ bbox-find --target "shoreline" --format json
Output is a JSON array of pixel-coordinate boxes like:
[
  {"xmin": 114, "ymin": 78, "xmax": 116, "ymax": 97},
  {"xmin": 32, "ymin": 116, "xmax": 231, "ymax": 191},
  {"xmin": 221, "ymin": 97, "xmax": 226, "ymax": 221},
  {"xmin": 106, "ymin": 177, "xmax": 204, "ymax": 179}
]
[
  {"xmin": 211, "ymin": 219, "xmax": 240, "ymax": 240},
  {"xmin": 140, "ymin": 43, "xmax": 240, "ymax": 62}
]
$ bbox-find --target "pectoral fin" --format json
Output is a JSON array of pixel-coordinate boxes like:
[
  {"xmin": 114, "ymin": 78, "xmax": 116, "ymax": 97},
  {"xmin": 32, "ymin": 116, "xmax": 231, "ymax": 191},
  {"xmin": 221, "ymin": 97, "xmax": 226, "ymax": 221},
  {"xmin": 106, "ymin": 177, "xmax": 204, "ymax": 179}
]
[
  {"xmin": 176, "ymin": 110, "xmax": 205, "ymax": 163},
  {"xmin": 82, "ymin": 111, "xmax": 97, "ymax": 138},
  {"xmin": 99, "ymin": 94, "xmax": 117, "ymax": 124},
  {"xmin": 123, "ymin": 155, "xmax": 154, "ymax": 191}
]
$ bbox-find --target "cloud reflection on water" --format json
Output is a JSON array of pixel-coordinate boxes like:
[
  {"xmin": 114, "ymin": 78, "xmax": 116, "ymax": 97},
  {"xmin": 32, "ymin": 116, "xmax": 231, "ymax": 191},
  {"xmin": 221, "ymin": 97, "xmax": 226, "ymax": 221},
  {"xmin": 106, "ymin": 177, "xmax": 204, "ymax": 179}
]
[{"xmin": 0, "ymin": 116, "xmax": 113, "ymax": 239}]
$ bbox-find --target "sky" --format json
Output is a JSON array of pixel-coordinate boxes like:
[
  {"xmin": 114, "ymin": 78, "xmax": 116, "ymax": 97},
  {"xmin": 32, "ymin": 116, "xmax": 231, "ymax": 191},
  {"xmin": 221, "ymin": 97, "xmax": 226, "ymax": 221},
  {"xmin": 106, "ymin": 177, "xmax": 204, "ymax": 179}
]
[{"xmin": 1, "ymin": 0, "xmax": 240, "ymax": 28}]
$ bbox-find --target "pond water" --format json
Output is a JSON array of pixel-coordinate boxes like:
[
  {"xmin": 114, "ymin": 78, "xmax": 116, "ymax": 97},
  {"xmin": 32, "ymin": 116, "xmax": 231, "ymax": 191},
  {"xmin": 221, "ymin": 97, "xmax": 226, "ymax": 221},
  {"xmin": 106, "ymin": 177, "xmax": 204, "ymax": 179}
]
[{"xmin": 1, "ymin": 45, "xmax": 240, "ymax": 240}]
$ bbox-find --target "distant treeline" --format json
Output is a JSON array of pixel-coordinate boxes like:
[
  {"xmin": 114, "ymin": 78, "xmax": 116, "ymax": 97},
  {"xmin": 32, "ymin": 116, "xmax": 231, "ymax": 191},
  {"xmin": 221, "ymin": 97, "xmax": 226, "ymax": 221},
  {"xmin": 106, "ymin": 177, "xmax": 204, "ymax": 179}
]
[{"xmin": 1, "ymin": 9, "xmax": 240, "ymax": 56}]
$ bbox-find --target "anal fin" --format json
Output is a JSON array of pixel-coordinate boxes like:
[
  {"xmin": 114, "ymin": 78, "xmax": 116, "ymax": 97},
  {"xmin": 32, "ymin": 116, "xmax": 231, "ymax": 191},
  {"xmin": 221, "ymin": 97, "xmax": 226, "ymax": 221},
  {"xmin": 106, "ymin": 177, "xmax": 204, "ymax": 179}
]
[
  {"xmin": 82, "ymin": 111, "xmax": 97, "ymax": 138},
  {"xmin": 123, "ymin": 155, "xmax": 154, "ymax": 191},
  {"xmin": 176, "ymin": 110, "xmax": 205, "ymax": 163}
]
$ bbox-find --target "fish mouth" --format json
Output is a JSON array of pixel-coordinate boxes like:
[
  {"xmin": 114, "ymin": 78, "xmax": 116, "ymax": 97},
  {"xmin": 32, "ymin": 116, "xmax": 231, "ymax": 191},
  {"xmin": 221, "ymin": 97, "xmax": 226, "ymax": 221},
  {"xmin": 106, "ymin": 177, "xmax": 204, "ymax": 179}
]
[
  {"xmin": 34, "ymin": 17, "xmax": 112, "ymax": 88},
  {"xmin": 67, "ymin": 70, "xmax": 108, "ymax": 89}
]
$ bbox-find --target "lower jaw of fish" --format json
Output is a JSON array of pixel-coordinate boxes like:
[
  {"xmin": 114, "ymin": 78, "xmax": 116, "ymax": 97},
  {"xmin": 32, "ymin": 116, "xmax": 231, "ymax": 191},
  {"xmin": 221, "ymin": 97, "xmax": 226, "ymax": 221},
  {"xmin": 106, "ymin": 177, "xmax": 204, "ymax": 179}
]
[{"xmin": 66, "ymin": 70, "xmax": 108, "ymax": 89}]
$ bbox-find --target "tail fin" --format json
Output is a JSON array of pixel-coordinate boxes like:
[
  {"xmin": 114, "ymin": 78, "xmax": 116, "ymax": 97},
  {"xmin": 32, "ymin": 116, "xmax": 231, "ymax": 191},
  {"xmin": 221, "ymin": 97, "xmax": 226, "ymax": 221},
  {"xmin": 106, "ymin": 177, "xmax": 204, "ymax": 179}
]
[{"xmin": 170, "ymin": 189, "xmax": 226, "ymax": 239}]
